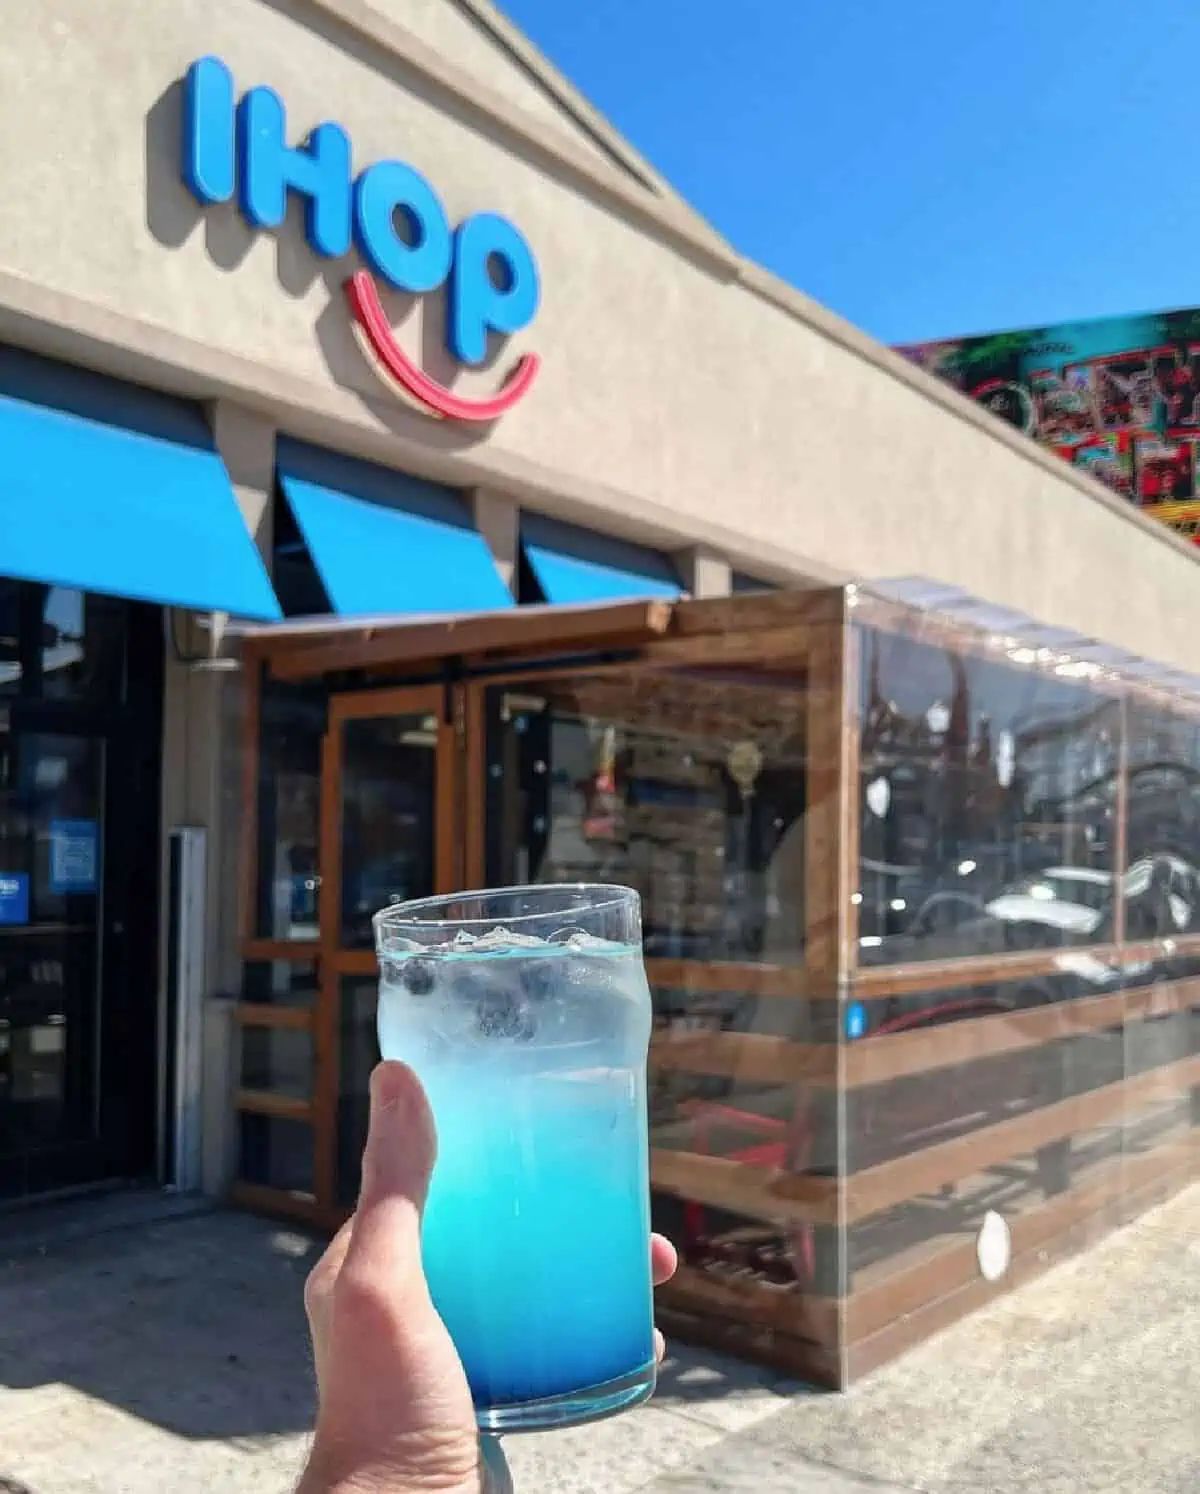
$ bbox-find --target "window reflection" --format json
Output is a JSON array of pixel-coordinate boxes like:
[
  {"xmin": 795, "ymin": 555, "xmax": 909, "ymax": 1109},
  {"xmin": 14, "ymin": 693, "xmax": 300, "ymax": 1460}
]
[
  {"xmin": 241, "ymin": 960, "xmax": 318, "ymax": 1007},
  {"xmin": 484, "ymin": 668, "xmax": 809, "ymax": 965},
  {"xmin": 0, "ymin": 581, "xmax": 125, "ymax": 701},
  {"xmin": 338, "ymin": 975, "xmax": 378, "ymax": 1206},
  {"xmin": 1123, "ymin": 702, "xmax": 1200, "ymax": 939},
  {"xmin": 856, "ymin": 629, "xmax": 1120, "ymax": 963},
  {"xmin": 339, "ymin": 713, "xmax": 438, "ymax": 949},
  {"xmin": 255, "ymin": 680, "xmax": 325, "ymax": 941},
  {"xmin": 237, "ymin": 1113, "xmax": 314, "ymax": 1196}
]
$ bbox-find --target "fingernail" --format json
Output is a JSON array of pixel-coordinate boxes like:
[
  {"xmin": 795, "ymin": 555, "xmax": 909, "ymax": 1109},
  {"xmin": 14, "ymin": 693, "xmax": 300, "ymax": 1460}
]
[
  {"xmin": 362, "ymin": 1062, "xmax": 438, "ymax": 1197},
  {"xmin": 370, "ymin": 1060, "xmax": 413, "ymax": 1117}
]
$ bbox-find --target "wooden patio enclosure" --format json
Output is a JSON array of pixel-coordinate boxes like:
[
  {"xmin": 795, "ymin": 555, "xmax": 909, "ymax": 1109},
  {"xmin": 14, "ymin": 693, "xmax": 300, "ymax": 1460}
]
[{"xmin": 230, "ymin": 586, "xmax": 1200, "ymax": 1389}]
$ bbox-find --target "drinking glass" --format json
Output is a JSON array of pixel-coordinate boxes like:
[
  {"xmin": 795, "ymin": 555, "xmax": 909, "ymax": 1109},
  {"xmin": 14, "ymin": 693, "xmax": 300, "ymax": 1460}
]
[{"xmin": 373, "ymin": 883, "xmax": 656, "ymax": 1434}]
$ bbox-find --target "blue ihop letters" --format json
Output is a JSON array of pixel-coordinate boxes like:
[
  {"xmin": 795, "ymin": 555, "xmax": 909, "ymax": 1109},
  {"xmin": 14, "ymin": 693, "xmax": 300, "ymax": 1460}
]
[{"xmin": 181, "ymin": 56, "xmax": 540, "ymax": 367}]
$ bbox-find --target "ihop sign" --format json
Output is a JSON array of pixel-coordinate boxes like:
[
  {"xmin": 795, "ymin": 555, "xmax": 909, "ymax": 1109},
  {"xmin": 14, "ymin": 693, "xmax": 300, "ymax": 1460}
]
[{"xmin": 182, "ymin": 56, "xmax": 541, "ymax": 422}]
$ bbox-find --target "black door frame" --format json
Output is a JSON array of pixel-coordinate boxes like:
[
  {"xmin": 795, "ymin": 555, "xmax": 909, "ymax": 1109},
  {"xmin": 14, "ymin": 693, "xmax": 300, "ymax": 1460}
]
[{"xmin": 0, "ymin": 599, "xmax": 163, "ymax": 1200}]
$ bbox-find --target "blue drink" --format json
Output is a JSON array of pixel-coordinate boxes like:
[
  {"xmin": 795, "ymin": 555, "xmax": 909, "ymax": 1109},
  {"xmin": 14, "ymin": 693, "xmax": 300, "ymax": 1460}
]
[{"xmin": 374, "ymin": 886, "xmax": 656, "ymax": 1434}]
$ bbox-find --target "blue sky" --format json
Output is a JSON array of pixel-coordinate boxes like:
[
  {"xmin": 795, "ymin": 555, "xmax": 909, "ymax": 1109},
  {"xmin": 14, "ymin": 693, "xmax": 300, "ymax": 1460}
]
[{"xmin": 501, "ymin": 0, "xmax": 1200, "ymax": 345}]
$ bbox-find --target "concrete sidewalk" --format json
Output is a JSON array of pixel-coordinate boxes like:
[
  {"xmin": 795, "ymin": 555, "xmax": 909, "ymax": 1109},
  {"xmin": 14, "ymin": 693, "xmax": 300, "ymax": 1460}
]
[{"xmin": 0, "ymin": 1185, "xmax": 1196, "ymax": 1494}]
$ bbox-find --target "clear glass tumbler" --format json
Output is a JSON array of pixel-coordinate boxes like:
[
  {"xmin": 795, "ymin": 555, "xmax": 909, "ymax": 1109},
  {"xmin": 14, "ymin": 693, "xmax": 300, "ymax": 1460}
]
[{"xmin": 372, "ymin": 884, "xmax": 656, "ymax": 1434}]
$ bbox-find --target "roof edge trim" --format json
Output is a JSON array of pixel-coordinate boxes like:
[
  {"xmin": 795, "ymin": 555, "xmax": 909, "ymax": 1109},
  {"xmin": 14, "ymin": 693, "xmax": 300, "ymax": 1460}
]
[{"xmin": 296, "ymin": 0, "xmax": 739, "ymax": 272}]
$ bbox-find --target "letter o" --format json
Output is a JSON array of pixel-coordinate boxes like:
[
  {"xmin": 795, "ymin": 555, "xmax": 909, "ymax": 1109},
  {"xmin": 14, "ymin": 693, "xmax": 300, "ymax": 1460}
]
[{"xmin": 354, "ymin": 161, "xmax": 453, "ymax": 294}]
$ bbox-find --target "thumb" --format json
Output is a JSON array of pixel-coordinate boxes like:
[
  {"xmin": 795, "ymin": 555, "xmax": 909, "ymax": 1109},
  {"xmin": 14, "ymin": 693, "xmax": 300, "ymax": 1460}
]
[{"xmin": 342, "ymin": 1061, "xmax": 438, "ymax": 1288}]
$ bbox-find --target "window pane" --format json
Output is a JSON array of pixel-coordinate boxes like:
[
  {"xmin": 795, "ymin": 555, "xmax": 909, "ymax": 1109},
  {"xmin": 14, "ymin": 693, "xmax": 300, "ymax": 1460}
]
[
  {"xmin": 237, "ymin": 1113, "xmax": 314, "ymax": 1196},
  {"xmin": 0, "ymin": 581, "xmax": 18, "ymax": 697},
  {"xmin": 856, "ymin": 628, "xmax": 1117, "ymax": 964},
  {"xmin": 239, "ymin": 1027, "xmax": 313, "ymax": 1100},
  {"xmin": 38, "ymin": 587, "xmax": 126, "ymax": 701},
  {"xmin": 1123, "ymin": 701, "xmax": 1200, "ymax": 939},
  {"xmin": 337, "ymin": 976, "xmax": 378, "ymax": 1206},
  {"xmin": 0, "ymin": 582, "xmax": 126, "ymax": 701},
  {"xmin": 0, "ymin": 732, "xmax": 105, "ymax": 1155},
  {"xmin": 241, "ymin": 960, "xmax": 318, "ymax": 1007},
  {"xmin": 339, "ymin": 712, "xmax": 438, "ymax": 949},
  {"xmin": 256, "ymin": 680, "xmax": 325, "ymax": 941},
  {"xmin": 484, "ymin": 669, "xmax": 809, "ymax": 965}
]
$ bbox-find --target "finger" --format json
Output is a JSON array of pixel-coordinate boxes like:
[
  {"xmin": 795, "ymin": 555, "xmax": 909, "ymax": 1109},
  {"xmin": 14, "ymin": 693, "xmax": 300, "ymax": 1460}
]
[
  {"xmin": 303, "ymin": 1216, "xmax": 355, "ymax": 1321},
  {"xmin": 654, "ymin": 1328, "xmax": 666, "ymax": 1364},
  {"xmin": 340, "ymin": 1061, "xmax": 437, "ymax": 1290},
  {"xmin": 651, "ymin": 1233, "xmax": 678, "ymax": 1287}
]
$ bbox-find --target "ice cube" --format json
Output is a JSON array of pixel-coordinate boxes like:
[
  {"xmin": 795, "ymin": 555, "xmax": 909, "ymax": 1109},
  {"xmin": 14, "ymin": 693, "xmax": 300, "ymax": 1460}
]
[
  {"xmin": 452, "ymin": 964, "xmax": 537, "ymax": 1041},
  {"xmin": 475, "ymin": 991, "xmax": 536, "ymax": 1040},
  {"xmin": 547, "ymin": 925, "xmax": 589, "ymax": 946},
  {"xmin": 518, "ymin": 953, "xmax": 557, "ymax": 1002},
  {"xmin": 470, "ymin": 926, "xmax": 547, "ymax": 953},
  {"xmin": 549, "ymin": 927, "xmax": 622, "ymax": 953},
  {"xmin": 378, "ymin": 935, "xmax": 423, "ymax": 956}
]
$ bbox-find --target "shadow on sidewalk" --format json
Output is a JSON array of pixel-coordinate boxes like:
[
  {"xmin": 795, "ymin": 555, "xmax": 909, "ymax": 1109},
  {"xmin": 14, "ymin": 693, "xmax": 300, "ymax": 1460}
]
[
  {"xmin": 0, "ymin": 1198, "xmax": 808, "ymax": 1446},
  {"xmin": 654, "ymin": 1339, "xmax": 814, "ymax": 1416},
  {"xmin": 0, "ymin": 1205, "xmax": 321, "ymax": 1442}
]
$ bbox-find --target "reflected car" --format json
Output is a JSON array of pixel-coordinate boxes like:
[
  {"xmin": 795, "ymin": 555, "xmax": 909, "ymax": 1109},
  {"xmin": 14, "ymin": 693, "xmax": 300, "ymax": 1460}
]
[
  {"xmin": 863, "ymin": 852, "xmax": 1200, "ymax": 966},
  {"xmin": 842, "ymin": 850, "xmax": 1200, "ymax": 1209}
]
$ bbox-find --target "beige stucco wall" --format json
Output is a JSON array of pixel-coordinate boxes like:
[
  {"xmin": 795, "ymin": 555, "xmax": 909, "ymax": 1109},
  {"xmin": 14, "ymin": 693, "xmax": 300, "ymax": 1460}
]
[{"xmin": 0, "ymin": 0, "xmax": 1196, "ymax": 678}]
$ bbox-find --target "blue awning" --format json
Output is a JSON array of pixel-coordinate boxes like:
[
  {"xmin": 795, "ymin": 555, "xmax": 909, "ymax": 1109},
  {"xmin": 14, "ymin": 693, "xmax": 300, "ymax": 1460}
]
[
  {"xmin": 0, "ymin": 348, "xmax": 280, "ymax": 620},
  {"xmin": 276, "ymin": 439, "xmax": 513, "ymax": 617},
  {"xmin": 521, "ymin": 513, "xmax": 681, "ymax": 604}
]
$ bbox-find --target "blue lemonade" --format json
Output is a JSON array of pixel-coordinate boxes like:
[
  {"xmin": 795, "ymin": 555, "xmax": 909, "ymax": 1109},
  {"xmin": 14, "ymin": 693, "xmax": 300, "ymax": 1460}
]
[{"xmin": 377, "ymin": 930, "xmax": 656, "ymax": 1433}]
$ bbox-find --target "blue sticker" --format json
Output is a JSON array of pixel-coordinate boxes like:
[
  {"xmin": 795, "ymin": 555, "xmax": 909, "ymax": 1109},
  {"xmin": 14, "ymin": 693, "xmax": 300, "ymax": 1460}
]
[
  {"xmin": 845, "ymin": 1001, "xmax": 869, "ymax": 1042},
  {"xmin": 0, "ymin": 873, "xmax": 30, "ymax": 926},
  {"xmin": 49, "ymin": 819, "xmax": 99, "ymax": 895}
]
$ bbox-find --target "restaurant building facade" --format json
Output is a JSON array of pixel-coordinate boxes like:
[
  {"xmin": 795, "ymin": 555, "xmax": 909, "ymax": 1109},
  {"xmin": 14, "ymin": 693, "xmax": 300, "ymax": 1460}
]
[{"xmin": 0, "ymin": 0, "xmax": 1198, "ymax": 1385}]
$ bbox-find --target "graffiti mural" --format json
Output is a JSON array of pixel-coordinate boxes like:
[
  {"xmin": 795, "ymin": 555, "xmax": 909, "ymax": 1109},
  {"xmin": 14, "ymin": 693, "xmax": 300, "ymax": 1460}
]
[{"xmin": 897, "ymin": 308, "xmax": 1200, "ymax": 543}]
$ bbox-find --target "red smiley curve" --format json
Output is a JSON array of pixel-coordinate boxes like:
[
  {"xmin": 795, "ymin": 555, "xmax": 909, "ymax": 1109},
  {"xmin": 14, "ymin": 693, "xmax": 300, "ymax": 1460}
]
[{"xmin": 344, "ymin": 270, "xmax": 540, "ymax": 424}]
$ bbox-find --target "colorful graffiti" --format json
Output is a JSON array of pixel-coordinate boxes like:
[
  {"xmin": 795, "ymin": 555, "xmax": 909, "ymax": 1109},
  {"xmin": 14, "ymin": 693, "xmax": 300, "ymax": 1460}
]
[{"xmin": 897, "ymin": 307, "xmax": 1200, "ymax": 544}]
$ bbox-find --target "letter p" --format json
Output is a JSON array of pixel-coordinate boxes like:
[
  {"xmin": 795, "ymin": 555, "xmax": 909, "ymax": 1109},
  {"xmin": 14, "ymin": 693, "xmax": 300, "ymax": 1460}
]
[{"xmin": 449, "ymin": 214, "xmax": 540, "ymax": 367}]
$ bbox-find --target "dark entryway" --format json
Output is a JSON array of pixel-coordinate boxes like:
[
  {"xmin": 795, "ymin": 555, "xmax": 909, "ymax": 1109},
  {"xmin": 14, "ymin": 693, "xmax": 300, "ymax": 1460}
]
[{"xmin": 0, "ymin": 581, "xmax": 162, "ymax": 1202}]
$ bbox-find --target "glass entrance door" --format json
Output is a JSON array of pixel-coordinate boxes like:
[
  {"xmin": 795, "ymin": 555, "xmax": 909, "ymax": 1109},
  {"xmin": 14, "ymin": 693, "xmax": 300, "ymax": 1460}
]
[
  {"xmin": 324, "ymin": 686, "xmax": 455, "ymax": 1209},
  {"xmin": 0, "ymin": 731, "xmax": 104, "ymax": 1196},
  {"xmin": 0, "ymin": 583, "xmax": 162, "ymax": 1206},
  {"xmin": 235, "ymin": 683, "xmax": 456, "ymax": 1223},
  {"xmin": 0, "ymin": 725, "xmax": 142, "ymax": 1198}
]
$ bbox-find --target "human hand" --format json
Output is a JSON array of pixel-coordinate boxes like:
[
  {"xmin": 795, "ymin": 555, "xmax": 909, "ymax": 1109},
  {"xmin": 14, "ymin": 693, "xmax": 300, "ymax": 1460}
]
[{"xmin": 298, "ymin": 1060, "xmax": 678, "ymax": 1494}]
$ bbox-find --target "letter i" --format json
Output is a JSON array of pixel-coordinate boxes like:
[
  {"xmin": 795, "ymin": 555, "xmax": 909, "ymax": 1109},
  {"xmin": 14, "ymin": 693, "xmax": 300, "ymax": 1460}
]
[{"xmin": 182, "ymin": 56, "xmax": 236, "ymax": 204}]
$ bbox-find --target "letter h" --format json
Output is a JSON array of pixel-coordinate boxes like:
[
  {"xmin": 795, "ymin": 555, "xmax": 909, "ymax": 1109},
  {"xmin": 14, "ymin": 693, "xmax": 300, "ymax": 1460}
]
[{"xmin": 238, "ymin": 86, "xmax": 352, "ymax": 257}]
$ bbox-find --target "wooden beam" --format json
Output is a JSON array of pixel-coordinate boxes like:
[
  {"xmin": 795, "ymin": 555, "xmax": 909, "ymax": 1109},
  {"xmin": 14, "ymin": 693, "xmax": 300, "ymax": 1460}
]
[
  {"xmin": 843, "ymin": 978, "xmax": 1200, "ymax": 1089},
  {"xmin": 234, "ymin": 1003, "xmax": 313, "ymax": 1031},
  {"xmin": 659, "ymin": 1261, "xmax": 839, "ymax": 1349},
  {"xmin": 233, "ymin": 1089, "xmax": 314, "ymax": 1122},
  {"xmin": 645, "ymin": 958, "xmax": 809, "ymax": 999},
  {"xmin": 241, "ymin": 939, "xmax": 320, "ymax": 964},
  {"xmin": 650, "ymin": 1030, "xmax": 837, "ymax": 1086},
  {"xmin": 267, "ymin": 600, "xmax": 674, "ymax": 681},
  {"xmin": 228, "ymin": 1181, "xmax": 323, "ymax": 1225},
  {"xmin": 844, "ymin": 1053, "xmax": 1200, "ymax": 1224},
  {"xmin": 851, "ymin": 945, "xmax": 1124, "ymax": 1001},
  {"xmin": 650, "ymin": 1147, "xmax": 839, "ymax": 1226},
  {"xmin": 844, "ymin": 1130, "xmax": 1198, "ymax": 1346},
  {"xmin": 843, "ymin": 1133, "xmax": 1200, "ymax": 1381}
]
